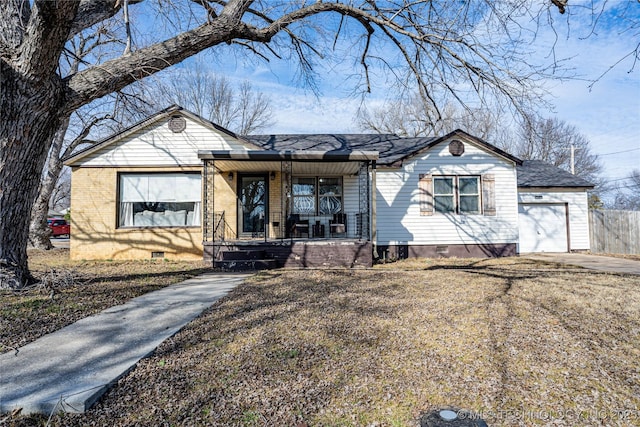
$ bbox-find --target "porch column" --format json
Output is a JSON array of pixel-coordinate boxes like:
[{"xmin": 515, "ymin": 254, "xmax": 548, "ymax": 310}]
[
  {"xmin": 371, "ymin": 160, "xmax": 377, "ymax": 255},
  {"xmin": 202, "ymin": 159, "xmax": 216, "ymax": 242},
  {"xmin": 281, "ymin": 159, "xmax": 292, "ymax": 237},
  {"xmin": 358, "ymin": 160, "xmax": 371, "ymax": 240}
]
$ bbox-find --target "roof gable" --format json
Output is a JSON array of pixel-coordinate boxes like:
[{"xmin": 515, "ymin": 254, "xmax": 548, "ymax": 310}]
[
  {"xmin": 392, "ymin": 129, "xmax": 522, "ymax": 167},
  {"xmin": 64, "ymin": 105, "xmax": 261, "ymax": 166}
]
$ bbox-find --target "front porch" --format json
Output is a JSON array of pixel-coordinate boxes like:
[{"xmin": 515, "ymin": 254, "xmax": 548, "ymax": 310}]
[{"xmin": 198, "ymin": 149, "xmax": 378, "ymax": 269}]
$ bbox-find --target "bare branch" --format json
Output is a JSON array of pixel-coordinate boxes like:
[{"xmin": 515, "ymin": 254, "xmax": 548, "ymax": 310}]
[{"xmin": 69, "ymin": 0, "xmax": 144, "ymax": 38}]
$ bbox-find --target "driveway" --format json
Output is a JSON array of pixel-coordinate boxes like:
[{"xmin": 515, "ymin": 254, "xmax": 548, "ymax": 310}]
[{"xmin": 523, "ymin": 252, "xmax": 640, "ymax": 275}]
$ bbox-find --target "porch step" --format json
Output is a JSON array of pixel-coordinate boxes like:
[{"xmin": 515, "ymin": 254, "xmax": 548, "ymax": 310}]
[
  {"xmin": 221, "ymin": 250, "xmax": 267, "ymax": 261},
  {"xmin": 215, "ymin": 249, "xmax": 278, "ymax": 271},
  {"xmin": 214, "ymin": 259, "xmax": 278, "ymax": 271}
]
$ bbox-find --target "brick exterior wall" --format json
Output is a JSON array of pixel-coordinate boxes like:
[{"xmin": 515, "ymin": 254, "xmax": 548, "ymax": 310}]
[
  {"xmin": 205, "ymin": 240, "xmax": 373, "ymax": 268},
  {"xmin": 69, "ymin": 166, "xmax": 205, "ymax": 260}
]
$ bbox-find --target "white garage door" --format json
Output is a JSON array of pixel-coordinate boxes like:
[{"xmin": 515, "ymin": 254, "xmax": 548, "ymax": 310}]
[{"xmin": 518, "ymin": 204, "xmax": 568, "ymax": 253}]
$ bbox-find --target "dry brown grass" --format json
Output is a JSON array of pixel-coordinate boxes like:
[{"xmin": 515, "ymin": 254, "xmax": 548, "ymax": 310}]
[
  {"xmin": 8, "ymin": 255, "xmax": 638, "ymax": 427},
  {"xmin": 0, "ymin": 248, "xmax": 208, "ymax": 352}
]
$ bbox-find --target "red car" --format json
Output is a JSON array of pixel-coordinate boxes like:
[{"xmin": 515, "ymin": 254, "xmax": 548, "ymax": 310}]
[{"xmin": 47, "ymin": 218, "xmax": 70, "ymax": 237}]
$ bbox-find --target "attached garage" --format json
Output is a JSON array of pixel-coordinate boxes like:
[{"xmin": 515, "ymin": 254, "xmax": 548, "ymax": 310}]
[
  {"xmin": 516, "ymin": 160, "xmax": 594, "ymax": 254},
  {"xmin": 518, "ymin": 203, "xmax": 568, "ymax": 252}
]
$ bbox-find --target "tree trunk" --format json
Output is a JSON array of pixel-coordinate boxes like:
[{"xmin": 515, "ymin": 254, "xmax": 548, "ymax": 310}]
[
  {"xmin": 28, "ymin": 202, "xmax": 55, "ymax": 250},
  {"xmin": 0, "ymin": 63, "xmax": 63, "ymax": 288},
  {"xmin": 28, "ymin": 118, "xmax": 71, "ymax": 250}
]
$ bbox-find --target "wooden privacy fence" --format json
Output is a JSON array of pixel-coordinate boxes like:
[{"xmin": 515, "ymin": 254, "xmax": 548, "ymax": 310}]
[{"xmin": 589, "ymin": 209, "xmax": 640, "ymax": 254}]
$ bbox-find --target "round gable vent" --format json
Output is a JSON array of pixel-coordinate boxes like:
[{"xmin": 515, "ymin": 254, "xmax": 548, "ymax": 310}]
[
  {"xmin": 449, "ymin": 139, "xmax": 464, "ymax": 156},
  {"xmin": 168, "ymin": 116, "xmax": 186, "ymax": 133}
]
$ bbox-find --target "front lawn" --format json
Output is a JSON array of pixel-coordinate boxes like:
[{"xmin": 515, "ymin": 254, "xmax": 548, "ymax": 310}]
[
  {"xmin": 0, "ymin": 249, "xmax": 208, "ymax": 352},
  {"xmin": 5, "ymin": 255, "xmax": 640, "ymax": 426}
]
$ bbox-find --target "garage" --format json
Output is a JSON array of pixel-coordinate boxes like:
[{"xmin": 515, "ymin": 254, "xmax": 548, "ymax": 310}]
[{"xmin": 518, "ymin": 203, "xmax": 568, "ymax": 253}]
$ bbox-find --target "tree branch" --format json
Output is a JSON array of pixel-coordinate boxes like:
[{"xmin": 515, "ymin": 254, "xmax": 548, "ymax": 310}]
[
  {"xmin": 69, "ymin": 0, "xmax": 144, "ymax": 38},
  {"xmin": 19, "ymin": 1, "xmax": 80, "ymax": 77}
]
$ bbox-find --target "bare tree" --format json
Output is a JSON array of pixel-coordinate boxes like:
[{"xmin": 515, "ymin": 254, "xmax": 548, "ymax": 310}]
[
  {"xmin": 357, "ymin": 95, "xmax": 514, "ymax": 148},
  {"xmin": 157, "ymin": 62, "xmax": 273, "ymax": 134},
  {"xmin": 28, "ymin": 115, "xmax": 98, "ymax": 250},
  {"xmin": 50, "ymin": 169, "xmax": 71, "ymax": 213},
  {"xmin": 0, "ymin": 0, "xmax": 574, "ymax": 287},
  {"xmin": 610, "ymin": 169, "xmax": 640, "ymax": 210},
  {"xmin": 515, "ymin": 114, "xmax": 603, "ymax": 184}
]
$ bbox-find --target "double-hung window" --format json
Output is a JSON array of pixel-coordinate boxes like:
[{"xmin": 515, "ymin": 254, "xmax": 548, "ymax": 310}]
[
  {"xmin": 292, "ymin": 177, "xmax": 316, "ymax": 214},
  {"xmin": 318, "ymin": 177, "xmax": 342, "ymax": 214},
  {"xmin": 433, "ymin": 176, "xmax": 481, "ymax": 214},
  {"xmin": 119, "ymin": 173, "xmax": 202, "ymax": 227},
  {"xmin": 292, "ymin": 177, "xmax": 342, "ymax": 215}
]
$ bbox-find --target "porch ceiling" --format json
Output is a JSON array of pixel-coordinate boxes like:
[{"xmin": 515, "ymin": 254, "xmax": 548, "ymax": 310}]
[
  {"xmin": 200, "ymin": 149, "xmax": 378, "ymax": 176},
  {"xmin": 212, "ymin": 160, "xmax": 361, "ymax": 175}
]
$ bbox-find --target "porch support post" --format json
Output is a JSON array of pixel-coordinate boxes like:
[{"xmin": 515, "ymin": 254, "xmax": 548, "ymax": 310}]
[
  {"xmin": 203, "ymin": 159, "xmax": 215, "ymax": 242},
  {"xmin": 371, "ymin": 160, "xmax": 377, "ymax": 256},
  {"xmin": 358, "ymin": 160, "xmax": 371, "ymax": 240},
  {"xmin": 281, "ymin": 159, "xmax": 292, "ymax": 238}
]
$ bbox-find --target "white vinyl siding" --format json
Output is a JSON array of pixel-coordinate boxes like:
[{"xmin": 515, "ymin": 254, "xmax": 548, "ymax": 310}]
[
  {"xmin": 74, "ymin": 116, "xmax": 248, "ymax": 167},
  {"xmin": 376, "ymin": 139, "xmax": 519, "ymax": 246},
  {"xmin": 518, "ymin": 190, "xmax": 590, "ymax": 251},
  {"xmin": 343, "ymin": 175, "xmax": 362, "ymax": 234}
]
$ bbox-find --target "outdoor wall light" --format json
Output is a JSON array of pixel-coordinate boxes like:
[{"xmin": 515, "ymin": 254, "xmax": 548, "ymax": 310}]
[
  {"xmin": 270, "ymin": 171, "xmax": 276, "ymax": 180},
  {"xmin": 227, "ymin": 172, "xmax": 234, "ymax": 181}
]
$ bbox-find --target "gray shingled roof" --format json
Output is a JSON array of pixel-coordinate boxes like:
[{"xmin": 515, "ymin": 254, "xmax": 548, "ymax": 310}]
[
  {"xmin": 248, "ymin": 135, "xmax": 593, "ymax": 189},
  {"xmin": 245, "ymin": 134, "xmax": 437, "ymax": 166},
  {"xmin": 517, "ymin": 160, "xmax": 594, "ymax": 188}
]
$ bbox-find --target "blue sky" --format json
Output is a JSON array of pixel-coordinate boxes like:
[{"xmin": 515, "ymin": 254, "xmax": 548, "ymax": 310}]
[{"xmin": 140, "ymin": 1, "xmax": 639, "ymax": 188}]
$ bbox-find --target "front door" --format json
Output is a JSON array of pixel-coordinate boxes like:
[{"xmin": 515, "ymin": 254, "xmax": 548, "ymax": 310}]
[{"xmin": 239, "ymin": 175, "xmax": 267, "ymax": 238}]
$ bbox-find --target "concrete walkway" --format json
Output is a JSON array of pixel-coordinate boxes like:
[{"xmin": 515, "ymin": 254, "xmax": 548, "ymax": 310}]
[
  {"xmin": 524, "ymin": 253, "xmax": 640, "ymax": 275},
  {"xmin": 0, "ymin": 272, "xmax": 249, "ymax": 415}
]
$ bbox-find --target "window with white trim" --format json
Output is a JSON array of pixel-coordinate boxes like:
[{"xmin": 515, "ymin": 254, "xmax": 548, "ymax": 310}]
[
  {"xmin": 118, "ymin": 173, "xmax": 201, "ymax": 227},
  {"xmin": 433, "ymin": 176, "xmax": 481, "ymax": 214},
  {"xmin": 292, "ymin": 177, "xmax": 342, "ymax": 214}
]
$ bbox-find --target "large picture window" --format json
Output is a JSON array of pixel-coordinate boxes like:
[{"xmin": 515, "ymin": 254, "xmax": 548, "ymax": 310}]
[
  {"xmin": 292, "ymin": 176, "xmax": 342, "ymax": 215},
  {"xmin": 433, "ymin": 176, "xmax": 481, "ymax": 214},
  {"xmin": 119, "ymin": 173, "xmax": 201, "ymax": 227}
]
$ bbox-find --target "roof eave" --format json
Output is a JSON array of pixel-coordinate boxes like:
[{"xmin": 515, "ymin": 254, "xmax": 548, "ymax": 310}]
[
  {"xmin": 63, "ymin": 105, "xmax": 262, "ymax": 166},
  {"xmin": 517, "ymin": 185, "xmax": 595, "ymax": 190},
  {"xmin": 197, "ymin": 150, "xmax": 379, "ymax": 162}
]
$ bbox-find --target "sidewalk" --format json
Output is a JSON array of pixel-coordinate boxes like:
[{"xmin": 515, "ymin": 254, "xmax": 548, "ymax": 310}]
[
  {"xmin": 0, "ymin": 272, "xmax": 249, "ymax": 415},
  {"xmin": 523, "ymin": 253, "xmax": 640, "ymax": 275}
]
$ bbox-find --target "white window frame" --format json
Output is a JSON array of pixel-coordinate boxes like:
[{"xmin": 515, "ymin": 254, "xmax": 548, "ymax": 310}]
[
  {"xmin": 118, "ymin": 172, "xmax": 202, "ymax": 228},
  {"xmin": 433, "ymin": 175, "xmax": 481, "ymax": 215},
  {"xmin": 292, "ymin": 176, "xmax": 343, "ymax": 215}
]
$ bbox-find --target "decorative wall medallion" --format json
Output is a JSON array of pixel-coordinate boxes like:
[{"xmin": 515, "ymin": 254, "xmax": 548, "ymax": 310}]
[
  {"xmin": 449, "ymin": 139, "xmax": 464, "ymax": 156},
  {"xmin": 168, "ymin": 116, "xmax": 186, "ymax": 133}
]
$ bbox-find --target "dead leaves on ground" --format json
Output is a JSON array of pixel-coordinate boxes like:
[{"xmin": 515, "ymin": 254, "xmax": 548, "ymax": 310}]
[{"xmin": 7, "ymin": 256, "xmax": 640, "ymax": 426}]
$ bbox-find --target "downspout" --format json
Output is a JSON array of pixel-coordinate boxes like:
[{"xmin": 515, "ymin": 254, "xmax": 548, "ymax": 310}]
[{"xmin": 371, "ymin": 160, "xmax": 378, "ymax": 259}]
